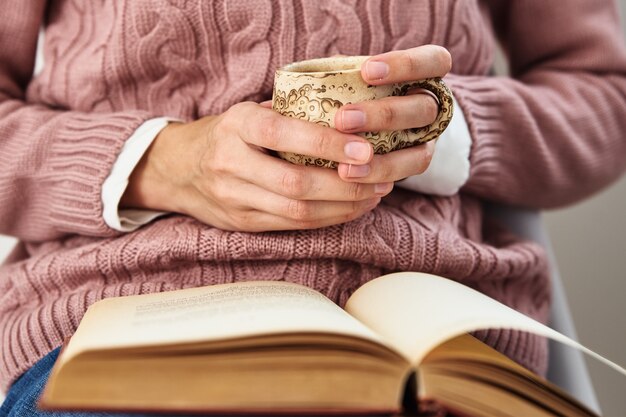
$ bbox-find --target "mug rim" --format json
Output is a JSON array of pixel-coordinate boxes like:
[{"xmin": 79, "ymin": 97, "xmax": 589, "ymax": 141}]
[{"xmin": 276, "ymin": 55, "xmax": 370, "ymax": 75}]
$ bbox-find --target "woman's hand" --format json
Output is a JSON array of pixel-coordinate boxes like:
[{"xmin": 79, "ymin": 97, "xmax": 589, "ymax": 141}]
[
  {"xmin": 121, "ymin": 102, "xmax": 395, "ymax": 232},
  {"xmin": 334, "ymin": 45, "xmax": 452, "ymax": 183}
]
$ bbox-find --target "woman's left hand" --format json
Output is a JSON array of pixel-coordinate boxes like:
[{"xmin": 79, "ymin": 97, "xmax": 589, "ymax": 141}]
[{"xmin": 333, "ymin": 45, "xmax": 452, "ymax": 183}]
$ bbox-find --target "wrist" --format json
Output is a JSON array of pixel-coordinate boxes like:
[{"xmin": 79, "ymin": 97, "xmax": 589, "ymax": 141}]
[{"xmin": 121, "ymin": 121, "xmax": 197, "ymax": 214}]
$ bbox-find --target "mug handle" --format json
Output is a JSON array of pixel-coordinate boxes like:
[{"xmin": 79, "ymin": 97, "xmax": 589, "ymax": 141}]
[{"xmin": 393, "ymin": 78, "xmax": 454, "ymax": 147}]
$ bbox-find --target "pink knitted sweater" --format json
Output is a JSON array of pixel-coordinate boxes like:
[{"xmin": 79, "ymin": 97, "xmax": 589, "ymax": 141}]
[{"xmin": 1, "ymin": 1, "xmax": 626, "ymax": 391}]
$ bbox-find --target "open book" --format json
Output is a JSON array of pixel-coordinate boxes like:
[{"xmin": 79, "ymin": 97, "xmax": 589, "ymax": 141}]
[{"xmin": 39, "ymin": 272, "xmax": 624, "ymax": 416}]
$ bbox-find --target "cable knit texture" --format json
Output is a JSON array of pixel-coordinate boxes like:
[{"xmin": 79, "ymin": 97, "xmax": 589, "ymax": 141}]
[{"xmin": 1, "ymin": 0, "xmax": 626, "ymax": 391}]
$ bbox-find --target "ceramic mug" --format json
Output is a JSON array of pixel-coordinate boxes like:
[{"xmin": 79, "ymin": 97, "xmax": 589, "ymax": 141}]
[{"xmin": 272, "ymin": 56, "xmax": 454, "ymax": 168}]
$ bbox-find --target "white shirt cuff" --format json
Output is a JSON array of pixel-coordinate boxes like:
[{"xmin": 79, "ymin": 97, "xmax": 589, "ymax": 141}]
[
  {"xmin": 396, "ymin": 95, "xmax": 471, "ymax": 196},
  {"xmin": 102, "ymin": 117, "xmax": 178, "ymax": 232}
]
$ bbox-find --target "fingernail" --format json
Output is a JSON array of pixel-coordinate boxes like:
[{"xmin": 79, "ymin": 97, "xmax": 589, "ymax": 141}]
[
  {"xmin": 375, "ymin": 182, "xmax": 393, "ymax": 195},
  {"xmin": 365, "ymin": 61, "xmax": 389, "ymax": 81},
  {"xmin": 341, "ymin": 109, "xmax": 366, "ymax": 130},
  {"xmin": 346, "ymin": 164, "xmax": 370, "ymax": 178},
  {"xmin": 344, "ymin": 142, "xmax": 372, "ymax": 162}
]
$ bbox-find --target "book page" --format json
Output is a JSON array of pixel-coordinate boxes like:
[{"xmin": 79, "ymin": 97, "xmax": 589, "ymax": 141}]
[
  {"xmin": 62, "ymin": 281, "xmax": 387, "ymax": 364},
  {"xmin": 345, "ymin": 272, "xmax": 625, "ymax": 375}
]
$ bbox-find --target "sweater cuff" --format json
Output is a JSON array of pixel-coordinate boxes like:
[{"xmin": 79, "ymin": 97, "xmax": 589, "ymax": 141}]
[
  {"xmin": 102, "ymin": 117, "xmax": 177, "ymax": 232},
  {"xmin": 48, "ymin": 111, "xmax": 155, "ymax": 237},
  {"xmin": 396, "ymin": 95, "xmax": 471, "ymax": 196},
  {"xmin": 443, "ymin": 74, "xmax": 509, "ymax": 197}
]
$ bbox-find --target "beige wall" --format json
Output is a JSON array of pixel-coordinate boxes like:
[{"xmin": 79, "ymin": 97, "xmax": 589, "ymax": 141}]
[
  {"xmin": 546, "ymin": 178, "xmax": 626, "ymax": 416},
  {"xmin": 543, "ymin": 1, "xmax": 626, "ymax": 415}
]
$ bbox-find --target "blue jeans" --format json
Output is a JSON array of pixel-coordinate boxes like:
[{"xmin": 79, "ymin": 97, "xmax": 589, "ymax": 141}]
[{"xmin": 0, "ymin": 348, "xmax": 206, "ymax": 417}]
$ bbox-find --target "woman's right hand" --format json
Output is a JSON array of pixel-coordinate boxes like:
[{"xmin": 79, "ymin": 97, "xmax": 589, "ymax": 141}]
[{"xmin": 121, "ymin": 101, "xmax": 395, "ymax": 232}]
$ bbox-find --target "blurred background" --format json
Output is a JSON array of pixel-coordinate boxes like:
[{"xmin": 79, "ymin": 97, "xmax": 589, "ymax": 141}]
[
  {"xmin": 492, "ymin": 2, "xmax": 626, "ymax": 416},
  {"xmin": 0, "ymin": 2, "xmax": 625, "ymax": 415},
  {"xmin": 547, "ymin": 172, "xmax": 626, "ymax": 417},
  {"xmin": 544, "ymin": 1, "xmax": 626, "ymax": 414}
]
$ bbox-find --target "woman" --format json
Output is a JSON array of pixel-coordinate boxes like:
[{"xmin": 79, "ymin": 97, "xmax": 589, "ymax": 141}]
[{"xmin": 1, "ymin": 1, "xmax": 625, "ymax": 415}]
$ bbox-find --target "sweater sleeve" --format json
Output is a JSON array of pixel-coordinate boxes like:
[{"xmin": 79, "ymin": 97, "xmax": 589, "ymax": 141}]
[
  {"xmin": 445, "ymin": 0, "xmax": 626, "ymax": 208},
  {"xmin": 0, "ymin": 2, "xmax": 154, "ymax": 241}
]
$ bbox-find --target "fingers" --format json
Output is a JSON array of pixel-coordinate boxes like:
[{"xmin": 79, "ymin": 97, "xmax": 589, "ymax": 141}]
[
  {"xmin": 334, "ymin": 93, "xmax": 439, "ymax": 133},
  {"xmin": 225, "ymin": 102, "xmax": 374, "ymax": 165},
  {"xmin": 209, "ymin": 182, "xmax": 381, "ymax": 232},
  {"xmin": 244, "ymin": 184, "xmax": 381, "ymax": 226},
  {"xmin": 220, "ymin": 207, "xmax": 376, "ymax": 232},
  {"xmin": 190, "ymin": 105, "xmax": 388, "ymax": 233},
  {"xmin": 333, "ymin": 46, "xmax": 451, "ymax": 134},
  {"xmin": 361, "ymin": 45, "xmax": 452, "ymax": 85},
  {"xmin": 240, "ymin": 151, "xmax": 393, "ymax": 201},
  {"xmin": 337, "ymin": 141, "xmax": 436, "ymax": 183}
]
